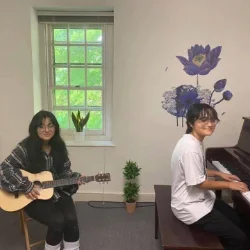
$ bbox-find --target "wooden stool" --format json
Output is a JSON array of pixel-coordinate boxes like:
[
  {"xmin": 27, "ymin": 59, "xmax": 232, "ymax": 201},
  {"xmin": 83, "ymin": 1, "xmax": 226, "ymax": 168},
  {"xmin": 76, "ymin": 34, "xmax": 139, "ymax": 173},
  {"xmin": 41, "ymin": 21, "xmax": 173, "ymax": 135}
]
[{"xmin": 19, "ymin": 209, "xmax": 44, "ymax": 250}]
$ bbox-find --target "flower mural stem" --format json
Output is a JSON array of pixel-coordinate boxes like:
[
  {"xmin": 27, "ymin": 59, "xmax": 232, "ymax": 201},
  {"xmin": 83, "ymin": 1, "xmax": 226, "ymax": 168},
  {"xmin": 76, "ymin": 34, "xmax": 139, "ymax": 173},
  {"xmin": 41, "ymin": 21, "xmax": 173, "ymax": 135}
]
[
  {"xmin": 196, "ymin": 75, "xmax": 199, "ymax": 87},
  {"xmin": 213, "ymin": 98, "xmax": 223, "ymax": 106},
  {"xmin": 209, "ymin": 90, "xmax": 215, "ymax": 105},
  {"xmin": 176, "ymin": 117, "xmax": 178, "ymax": 126}
]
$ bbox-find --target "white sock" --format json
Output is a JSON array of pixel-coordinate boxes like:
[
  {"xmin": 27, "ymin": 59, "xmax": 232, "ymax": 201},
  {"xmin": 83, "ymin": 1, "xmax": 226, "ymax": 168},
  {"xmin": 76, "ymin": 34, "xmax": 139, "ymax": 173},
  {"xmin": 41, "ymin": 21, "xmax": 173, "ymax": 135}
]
[
  {"xmin": 63, "ymin": 240, "xmax": 80, "ymax": 250},
  {"xmin": 44, "ymin": 241, "xmax": 61, "ymax": 250}
]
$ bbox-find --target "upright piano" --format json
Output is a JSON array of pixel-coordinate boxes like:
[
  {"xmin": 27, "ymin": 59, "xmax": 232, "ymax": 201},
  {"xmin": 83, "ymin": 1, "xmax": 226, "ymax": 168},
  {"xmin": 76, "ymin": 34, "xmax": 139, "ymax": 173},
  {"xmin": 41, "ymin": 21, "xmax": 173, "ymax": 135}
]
[{"xmin": 206, "ymin": 117, "xmax": 250, "ymax": 220}]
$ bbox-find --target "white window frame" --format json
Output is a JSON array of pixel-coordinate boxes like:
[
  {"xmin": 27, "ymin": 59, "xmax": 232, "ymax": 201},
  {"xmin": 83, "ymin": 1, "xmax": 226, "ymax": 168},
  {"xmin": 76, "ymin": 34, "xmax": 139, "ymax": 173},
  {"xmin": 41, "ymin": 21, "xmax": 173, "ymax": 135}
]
[{"xmin": 39, "ymin": 21, "xmax": 113, "ymax": 143}]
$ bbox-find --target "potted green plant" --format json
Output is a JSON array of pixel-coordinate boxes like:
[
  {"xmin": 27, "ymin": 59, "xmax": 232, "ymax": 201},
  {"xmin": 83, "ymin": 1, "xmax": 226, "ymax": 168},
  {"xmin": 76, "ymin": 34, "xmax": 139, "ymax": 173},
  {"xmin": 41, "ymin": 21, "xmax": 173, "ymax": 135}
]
[
  {"xmin": 71, "ymin": 110, "xmax": 90, "ymax": 141},
  {"xmin": 123, "ymin": 160, "xmax": 141, "ymax": 214}
]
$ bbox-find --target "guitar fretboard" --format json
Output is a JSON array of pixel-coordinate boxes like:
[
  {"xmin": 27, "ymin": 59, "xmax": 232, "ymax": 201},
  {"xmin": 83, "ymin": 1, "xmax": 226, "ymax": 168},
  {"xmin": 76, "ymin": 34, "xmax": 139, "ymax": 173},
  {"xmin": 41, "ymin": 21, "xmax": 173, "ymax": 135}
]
[{"xmin": 42, "ymin": 176, "xmax": 95, "ymax": 189}]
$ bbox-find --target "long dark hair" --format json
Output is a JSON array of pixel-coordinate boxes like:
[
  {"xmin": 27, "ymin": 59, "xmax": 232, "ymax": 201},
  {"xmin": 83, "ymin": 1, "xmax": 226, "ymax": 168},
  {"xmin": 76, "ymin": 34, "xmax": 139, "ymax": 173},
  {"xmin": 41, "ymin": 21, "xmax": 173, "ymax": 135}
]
[
  {"xmin": 186, "ymin": 103, "xmax": 219, "ymax": 134},
  {"xmin": 24, "ymin": 110, "xmax": 68, "ymax": 173}
]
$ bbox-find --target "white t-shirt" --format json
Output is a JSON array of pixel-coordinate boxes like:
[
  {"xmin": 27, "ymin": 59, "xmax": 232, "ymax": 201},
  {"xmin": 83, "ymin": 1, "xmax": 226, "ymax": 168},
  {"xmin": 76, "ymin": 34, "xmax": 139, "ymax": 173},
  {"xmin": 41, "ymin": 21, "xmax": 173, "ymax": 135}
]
[{"xmin": 171, "ymin": 134, "xmax": 216, "ymax": 225}]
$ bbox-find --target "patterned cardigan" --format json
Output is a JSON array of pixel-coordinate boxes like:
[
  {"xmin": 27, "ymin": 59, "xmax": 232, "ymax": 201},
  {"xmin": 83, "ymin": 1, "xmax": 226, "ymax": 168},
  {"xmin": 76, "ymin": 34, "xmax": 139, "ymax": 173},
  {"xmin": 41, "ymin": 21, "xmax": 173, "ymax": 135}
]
[{"xmin": 0, "ymin": 140, "xmax": 81, "ymax": 202}]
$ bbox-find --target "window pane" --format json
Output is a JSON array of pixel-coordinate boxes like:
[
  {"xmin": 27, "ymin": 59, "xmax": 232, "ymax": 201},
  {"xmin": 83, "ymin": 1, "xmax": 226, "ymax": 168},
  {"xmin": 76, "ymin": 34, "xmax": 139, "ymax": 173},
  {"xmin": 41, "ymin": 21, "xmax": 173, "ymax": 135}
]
[
  {"xmin": 70, "ymin": 110, "xmax": 85, "ymax": 129},
  {"xmin": 69, "ymin": 29, "xmax": 85, "ymax": 43},
  {"xmin": 54, "ymin": 110, "xmax": 69, "ymax": 129},
  {"xmin": 70, "ymin": 46, "xmax": 85, "ymax": 63},
  {"xmin": 54, "ymin": 29, "xmax": 67, "ymax": 42},
  {"xmin": 87, "ymin": 68, "xmax": 102, "ymax": 86},
  {"xmin": 55, "ymin": 68, "xmax": 68, "ymax": 86},
  {"xmin": 87, "ymin": 46, "xmax": 102, "ymax": 64},
  {"xmin": 54, "ymin": 46, "xmax": 68, "ymax": 63},
  {"xmin": 69, "ymin": 90, "xmax": 85, "ymax": 106},
  {"xmin": 87, "ymin": 90, "xmax": 102, "ymax": 107},
  {"xmin": 86, "ymin": 29, "xmax": 102, "ymax": 43},
  {"xmin": 51, "ymin": 25, "xmax": 108, "ymax": 134},
  {"xmin": 70, "ymin": 68, "xmax": 85, "ymax": 86},
  {"xmin": 55, "ymin": 90, "xmax": 68, "ymax": 106},
  {"xmin": 87, "ymin": 111, "xmax": 102, "ymax": 130}
]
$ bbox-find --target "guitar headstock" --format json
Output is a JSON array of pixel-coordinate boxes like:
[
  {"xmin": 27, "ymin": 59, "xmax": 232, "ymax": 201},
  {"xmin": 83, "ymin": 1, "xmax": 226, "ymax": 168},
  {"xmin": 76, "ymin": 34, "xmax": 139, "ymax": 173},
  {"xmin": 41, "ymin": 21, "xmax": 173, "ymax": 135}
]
[{"xmin": 95, "ymin": 172, "xmax": 111, "ymax": 183}]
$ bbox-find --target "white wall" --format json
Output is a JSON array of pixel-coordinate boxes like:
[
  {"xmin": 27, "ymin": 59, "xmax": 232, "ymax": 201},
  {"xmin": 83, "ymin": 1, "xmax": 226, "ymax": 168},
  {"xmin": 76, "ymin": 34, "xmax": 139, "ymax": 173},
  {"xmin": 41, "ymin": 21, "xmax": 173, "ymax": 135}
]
[{"xmin": 1, "ymin": 0, "xmax": 250, "ymax": 201}]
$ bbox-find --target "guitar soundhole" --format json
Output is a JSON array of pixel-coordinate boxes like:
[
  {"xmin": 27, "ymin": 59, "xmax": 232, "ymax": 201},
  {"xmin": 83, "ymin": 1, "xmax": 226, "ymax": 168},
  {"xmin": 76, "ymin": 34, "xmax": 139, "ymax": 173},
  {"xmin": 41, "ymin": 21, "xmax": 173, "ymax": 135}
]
[{"xmin": 33, "ymin": 181, "xmax": 42, "ymax": 190}]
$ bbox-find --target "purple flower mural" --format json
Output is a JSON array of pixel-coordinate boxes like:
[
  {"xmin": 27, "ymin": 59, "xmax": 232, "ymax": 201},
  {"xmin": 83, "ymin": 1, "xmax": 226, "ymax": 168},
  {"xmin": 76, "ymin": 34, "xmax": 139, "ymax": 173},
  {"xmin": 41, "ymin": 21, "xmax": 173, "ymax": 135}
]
[
  {"xmin": 162, "ymin": 44, "xmax": 233, "ymax": 126},
  {"xmin": 177, "ymin": 45, "xmax": 221, "ymax": 76}
]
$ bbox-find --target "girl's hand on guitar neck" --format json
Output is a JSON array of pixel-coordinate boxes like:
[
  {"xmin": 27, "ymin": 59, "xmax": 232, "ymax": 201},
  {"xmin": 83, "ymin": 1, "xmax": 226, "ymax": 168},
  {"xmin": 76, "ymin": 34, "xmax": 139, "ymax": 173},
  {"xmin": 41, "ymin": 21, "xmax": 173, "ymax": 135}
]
[
  {"xmin": 25, "ymin": 186, "xmax": 40, "ymax": 200},
  {"xmin": 77, "ymin": 174, "xmax": 86, "ymax": 186}
]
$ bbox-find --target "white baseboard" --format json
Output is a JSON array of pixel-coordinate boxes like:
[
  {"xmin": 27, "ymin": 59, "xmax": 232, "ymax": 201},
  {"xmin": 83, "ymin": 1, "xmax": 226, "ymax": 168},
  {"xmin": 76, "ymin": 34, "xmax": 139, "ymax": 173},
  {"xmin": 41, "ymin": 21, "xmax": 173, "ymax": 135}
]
[{"xmin": 73, "ymin": 191, "xmax": 155, "ymax": 202}]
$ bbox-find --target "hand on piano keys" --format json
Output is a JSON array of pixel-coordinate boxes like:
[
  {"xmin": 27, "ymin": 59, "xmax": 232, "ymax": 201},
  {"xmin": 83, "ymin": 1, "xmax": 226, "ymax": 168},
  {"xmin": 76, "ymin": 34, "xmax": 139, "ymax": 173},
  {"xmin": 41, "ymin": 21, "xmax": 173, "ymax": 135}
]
[
  {"xmin": 212, "ymin": 160, "xmax": 250, "ymax": 202},
  {"xmin": 228, "ymin": 180, "xmax": 250, "ymax": 204},
  {"xmin": 228, "ymin": 181, "xmax": 249, "ymax": 193},
  {"xmin": 219, "ymin": 172, "xmax": 241, "ymax": 182},
  {"xmin": 212, "ymin": 161, "xmax": 249, "ymax": 192}
]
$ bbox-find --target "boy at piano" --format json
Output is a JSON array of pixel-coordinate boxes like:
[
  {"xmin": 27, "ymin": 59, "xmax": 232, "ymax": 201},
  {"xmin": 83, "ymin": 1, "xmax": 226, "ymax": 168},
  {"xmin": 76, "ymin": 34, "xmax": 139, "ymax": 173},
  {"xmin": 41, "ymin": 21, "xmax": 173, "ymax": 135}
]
[{"xmin": 171, "ymin": 103, "xmax": 250, "ymax": 250}]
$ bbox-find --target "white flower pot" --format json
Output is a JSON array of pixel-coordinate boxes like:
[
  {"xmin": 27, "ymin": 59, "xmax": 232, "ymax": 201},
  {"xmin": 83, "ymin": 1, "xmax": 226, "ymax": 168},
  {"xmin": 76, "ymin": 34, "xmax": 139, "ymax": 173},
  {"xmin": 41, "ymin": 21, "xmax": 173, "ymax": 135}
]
[{"xmin": 74, "ymin": 131, "xmax": 85, "ymax": 141}]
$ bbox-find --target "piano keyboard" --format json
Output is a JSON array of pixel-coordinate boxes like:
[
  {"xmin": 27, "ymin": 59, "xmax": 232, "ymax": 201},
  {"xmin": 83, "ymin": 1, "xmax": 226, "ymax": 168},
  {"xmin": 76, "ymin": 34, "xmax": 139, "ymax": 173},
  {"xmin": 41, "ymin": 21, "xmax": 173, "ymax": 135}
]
[
  {"xmin": 212, "ymin": 161, "xmax": 231, "ymax": 174},
  {"xmin": 212, "ymin": 160, "xmax": 250, "ymax": 203},
  {"xmin": 242, "ymin": 191, "xmax": 250, "ymax": 202}
]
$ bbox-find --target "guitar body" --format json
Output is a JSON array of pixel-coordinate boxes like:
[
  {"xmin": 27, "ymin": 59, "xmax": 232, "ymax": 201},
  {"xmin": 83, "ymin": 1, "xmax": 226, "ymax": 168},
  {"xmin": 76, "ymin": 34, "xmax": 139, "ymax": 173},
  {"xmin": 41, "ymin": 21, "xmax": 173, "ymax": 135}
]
[
  {"xmin": 0, "ymin": 169, "xmax": 54, "ymax": 212},
  {"xmin": 0, "ymin": 169, "xmax": 111, "ymax": 212}
]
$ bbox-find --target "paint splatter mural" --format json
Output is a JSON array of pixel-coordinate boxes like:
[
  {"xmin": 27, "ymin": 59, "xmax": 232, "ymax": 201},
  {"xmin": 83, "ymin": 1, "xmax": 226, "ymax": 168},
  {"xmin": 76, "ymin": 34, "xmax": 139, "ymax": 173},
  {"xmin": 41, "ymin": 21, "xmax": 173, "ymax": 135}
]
[{"xmin": 162, "ymin": 44, "xmax": 233, "ymax": 126}]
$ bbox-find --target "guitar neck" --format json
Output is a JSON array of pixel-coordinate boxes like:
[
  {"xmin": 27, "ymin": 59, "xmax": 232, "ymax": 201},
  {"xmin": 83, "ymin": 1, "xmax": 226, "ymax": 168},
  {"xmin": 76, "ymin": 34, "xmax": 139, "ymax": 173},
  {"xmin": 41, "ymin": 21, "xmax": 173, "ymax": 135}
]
[{"xmin": 42, "ymin": 176, "xmax": 95, "ymax": 189}]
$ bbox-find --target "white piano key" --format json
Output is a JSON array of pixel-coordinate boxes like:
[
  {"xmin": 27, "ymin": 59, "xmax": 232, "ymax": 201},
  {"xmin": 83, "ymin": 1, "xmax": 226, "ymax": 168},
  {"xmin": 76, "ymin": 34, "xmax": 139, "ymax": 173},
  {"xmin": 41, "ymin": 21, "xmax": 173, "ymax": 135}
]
[
  {"xmin": 212, "ymin": 161, "xmax": 231, "ymax": 174},
  {"xmin": 242, "ymin": 191, "xmax": 250, "ymax": 203}
]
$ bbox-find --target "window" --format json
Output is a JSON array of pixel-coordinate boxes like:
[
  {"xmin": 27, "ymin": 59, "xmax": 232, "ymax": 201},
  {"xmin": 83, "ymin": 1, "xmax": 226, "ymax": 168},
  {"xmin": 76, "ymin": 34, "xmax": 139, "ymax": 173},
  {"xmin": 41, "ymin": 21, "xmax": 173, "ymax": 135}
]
[{"xmin": 38, "ymin": 12, "xmax": 114, "ymax": 142}]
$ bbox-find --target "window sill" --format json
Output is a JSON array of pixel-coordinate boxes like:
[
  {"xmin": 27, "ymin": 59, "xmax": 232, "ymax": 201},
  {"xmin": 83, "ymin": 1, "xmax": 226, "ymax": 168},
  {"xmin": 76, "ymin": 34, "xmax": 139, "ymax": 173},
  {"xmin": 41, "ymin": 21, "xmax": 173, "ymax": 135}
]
[{"xmin": 65, "ymin": 140, "xmax": 115, "ymax": 147}]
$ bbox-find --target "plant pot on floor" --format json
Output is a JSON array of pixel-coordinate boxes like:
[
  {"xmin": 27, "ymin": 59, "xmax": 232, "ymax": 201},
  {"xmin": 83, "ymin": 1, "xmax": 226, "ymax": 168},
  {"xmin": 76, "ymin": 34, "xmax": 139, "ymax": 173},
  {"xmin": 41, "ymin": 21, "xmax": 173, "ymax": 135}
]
[
  {"xmin": 74, "ymin": 131, "xmax": 85, "ymax": 141},
  {"xmin": 125, "ymin": 200, "xmax": 136, "ymax": 214}
]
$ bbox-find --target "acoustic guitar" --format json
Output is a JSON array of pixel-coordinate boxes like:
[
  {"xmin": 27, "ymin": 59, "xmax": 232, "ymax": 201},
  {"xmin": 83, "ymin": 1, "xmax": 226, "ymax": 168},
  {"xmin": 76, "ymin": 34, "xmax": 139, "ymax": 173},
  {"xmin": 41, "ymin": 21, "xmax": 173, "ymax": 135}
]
[{"xmin": 0, "ymin": 169, "xmax": 111, "ymax": 212}]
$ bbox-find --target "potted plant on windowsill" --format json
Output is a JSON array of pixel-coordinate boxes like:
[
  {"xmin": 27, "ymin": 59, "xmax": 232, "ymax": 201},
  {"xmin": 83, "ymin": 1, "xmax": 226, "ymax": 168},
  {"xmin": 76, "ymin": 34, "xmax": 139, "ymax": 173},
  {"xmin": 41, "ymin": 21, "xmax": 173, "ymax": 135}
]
[
  {"xmin": 123, "ymin": 160, "xmax": 141, "ymax": 214},
  {"xmin": 71, "ymin": 110, "xmax": 90, "ymax": 141}
]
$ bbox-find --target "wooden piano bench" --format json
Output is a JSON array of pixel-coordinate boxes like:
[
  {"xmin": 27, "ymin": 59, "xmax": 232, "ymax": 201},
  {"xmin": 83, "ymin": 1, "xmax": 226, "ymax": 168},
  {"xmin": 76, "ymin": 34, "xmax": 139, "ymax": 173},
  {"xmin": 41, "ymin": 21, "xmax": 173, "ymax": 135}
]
[
  {"xmin": 154, "ymin": 185, "xmax": 224, "ymax": 250},
  {"xmin": 19, "ymin": 209, "xmax": 45, "ymax": 250}
]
